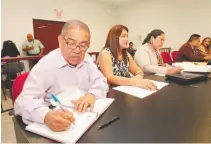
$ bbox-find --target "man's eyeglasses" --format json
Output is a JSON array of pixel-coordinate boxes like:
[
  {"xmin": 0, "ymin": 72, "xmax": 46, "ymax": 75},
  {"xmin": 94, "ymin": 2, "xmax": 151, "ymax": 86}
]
[{"xmin": 62, "ymin": 36, "xmax": 89, "ymax": 51}]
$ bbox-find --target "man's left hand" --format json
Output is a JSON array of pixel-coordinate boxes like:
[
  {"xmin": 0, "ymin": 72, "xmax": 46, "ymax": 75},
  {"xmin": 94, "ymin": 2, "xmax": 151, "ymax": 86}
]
[{"xmin": 72, "ymin": 93, "xmax": 96, "ymax": 113}]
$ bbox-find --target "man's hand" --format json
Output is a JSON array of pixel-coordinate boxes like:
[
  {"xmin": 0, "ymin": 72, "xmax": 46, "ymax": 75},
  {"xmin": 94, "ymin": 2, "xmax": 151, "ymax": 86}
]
[
  {"xmin": 44, "ymin": 109, "xmax": 75, "ymax": 132},
  {"xmin": 22, "ymin": 46, "xmax": 34, "ymax": 52},
  {"xmin": 72, "ymin": 93, "xmax": 96, "ymax": 113},
  {"xmin": 205, "ymin": 55, "xmax": 211, "ymax": 61}
]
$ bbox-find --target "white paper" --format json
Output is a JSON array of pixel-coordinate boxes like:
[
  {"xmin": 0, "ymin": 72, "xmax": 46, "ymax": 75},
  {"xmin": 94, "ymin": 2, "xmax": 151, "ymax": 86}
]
[
  {"xmin": 26, "ymin": 98, "xmax": 114, "ymax": 143},
  {"xmin": 50, "ymin": 88, "xmax": 83, "ymax": 107},
  {"xmin": 172, "ymin": 62, "xmax": 211, "ymax": 73},
  {"xmin": 113, "ymin": 80, "xmax": 168, "ymax": 99},
  {"xmin": 154, "ymin": 73, "xmax": 166, "ymax": 77}
]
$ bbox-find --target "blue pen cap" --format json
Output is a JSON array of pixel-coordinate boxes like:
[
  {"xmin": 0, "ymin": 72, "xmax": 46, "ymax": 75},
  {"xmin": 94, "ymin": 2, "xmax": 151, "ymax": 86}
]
[{"xmin": 51, "ymin": 94, "xmax": 59, "ymax": 102}]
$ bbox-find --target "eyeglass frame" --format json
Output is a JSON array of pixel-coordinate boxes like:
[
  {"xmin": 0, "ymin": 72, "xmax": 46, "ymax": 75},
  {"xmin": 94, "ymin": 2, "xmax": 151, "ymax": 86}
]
[{"xmin": 62, "ymin": 36, "xmax": 89, "ymax": 51}]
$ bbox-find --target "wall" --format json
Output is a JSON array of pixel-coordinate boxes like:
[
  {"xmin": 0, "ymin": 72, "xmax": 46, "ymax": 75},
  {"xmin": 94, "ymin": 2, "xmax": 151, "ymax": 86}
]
[
  {"xmin": 116, "ymin": 0, "xmax": 211, "ymax": 50},
  {"xmin": 1, "ymin": 0, "xmax": 117, "ymax": 53}
]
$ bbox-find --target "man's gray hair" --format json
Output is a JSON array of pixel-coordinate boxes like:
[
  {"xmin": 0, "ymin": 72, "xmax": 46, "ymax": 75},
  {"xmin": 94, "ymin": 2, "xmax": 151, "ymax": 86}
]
[{"xmin": 61, "ymin": 20, "xmax": 90, "ymax": 38}]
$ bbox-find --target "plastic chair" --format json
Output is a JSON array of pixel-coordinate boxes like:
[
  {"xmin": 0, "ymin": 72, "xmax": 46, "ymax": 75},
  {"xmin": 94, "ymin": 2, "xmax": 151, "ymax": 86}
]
[
  {"xmin": 9, "ymin": 72, "xmax": 29, "ymax": 115},
  {"xmin": 12, "ymin": 72, "xmax": 29, "ymax": 103},
  {"xmin": 161, "ymin": 52, "xmax": 172, "ymax": 64}
]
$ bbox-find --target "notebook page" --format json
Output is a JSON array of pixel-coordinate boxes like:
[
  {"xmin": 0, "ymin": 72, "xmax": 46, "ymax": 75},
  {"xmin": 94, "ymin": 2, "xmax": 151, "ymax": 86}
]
[
  {"xmin": 50, "ymin": 88, "xmax": 83, "ymax": 107},
  {"xmin": 113, "ymin": 80, "xmax": 168, "ymax": 99},
  {"xmin": 26, "ymin": 98, "xmax": 114, "ymax": 143}
]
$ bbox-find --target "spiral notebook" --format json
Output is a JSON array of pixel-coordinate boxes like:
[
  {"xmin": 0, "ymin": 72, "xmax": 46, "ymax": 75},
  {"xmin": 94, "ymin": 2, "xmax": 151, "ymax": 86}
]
[{"xmin": 25, "ymin": 98, "xmax": 114, "ymax": 143}]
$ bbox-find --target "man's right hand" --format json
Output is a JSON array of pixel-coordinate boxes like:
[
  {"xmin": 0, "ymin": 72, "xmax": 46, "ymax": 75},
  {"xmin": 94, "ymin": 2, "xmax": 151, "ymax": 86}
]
[
  {"xmin": 204, "ymin": 56, "xmax": 211, "ymax": 61},
  {"xmin": 44, "ymin": 109, "xmax": 75, "ymax": 132}
]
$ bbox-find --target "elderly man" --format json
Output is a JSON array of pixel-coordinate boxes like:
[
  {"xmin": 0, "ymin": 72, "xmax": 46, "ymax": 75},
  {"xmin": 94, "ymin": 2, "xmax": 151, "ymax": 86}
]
[{"xmin": 14, "ymin": 20, "xmax": 109, "ymax": 132}]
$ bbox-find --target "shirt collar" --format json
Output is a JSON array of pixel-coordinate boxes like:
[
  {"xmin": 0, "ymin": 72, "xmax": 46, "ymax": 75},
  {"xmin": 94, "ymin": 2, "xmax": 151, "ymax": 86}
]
[{"xmin": 57, "ymin": 50, "xmax": 90, "ymax": 69}]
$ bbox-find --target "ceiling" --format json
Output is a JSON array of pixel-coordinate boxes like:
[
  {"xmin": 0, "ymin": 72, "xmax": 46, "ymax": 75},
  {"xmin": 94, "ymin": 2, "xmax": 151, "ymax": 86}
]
[{"xmin": 97, "ymin": 0, "xmax": 138, "ymax": 6}]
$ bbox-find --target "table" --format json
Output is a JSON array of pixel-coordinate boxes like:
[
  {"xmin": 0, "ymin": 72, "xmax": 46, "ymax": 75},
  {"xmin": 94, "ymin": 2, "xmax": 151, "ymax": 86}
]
[
  {"xmin": 1, "ymin": 55, "xmax": 44, "ymax": 63},
  {"xmin": 12, "ymin": 75, "xmax": 211, "ymax": 143}
]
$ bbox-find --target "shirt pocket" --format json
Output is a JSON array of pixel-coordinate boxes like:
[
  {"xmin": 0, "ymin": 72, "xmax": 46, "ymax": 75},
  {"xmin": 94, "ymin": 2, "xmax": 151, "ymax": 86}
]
[{"xmin": 77, "ymin": 70, "xmax": 91, "ymax": 91}]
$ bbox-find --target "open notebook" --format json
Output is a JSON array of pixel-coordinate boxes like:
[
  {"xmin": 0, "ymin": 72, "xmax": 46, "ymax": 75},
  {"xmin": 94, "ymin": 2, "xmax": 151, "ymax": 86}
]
[
  {"xmin": 113, "ymin": 80, "xmax": 168, "ymax": 99},
  {"xmin": 25, "ymin": 88, "xmax": 114, "ymax": 143}
]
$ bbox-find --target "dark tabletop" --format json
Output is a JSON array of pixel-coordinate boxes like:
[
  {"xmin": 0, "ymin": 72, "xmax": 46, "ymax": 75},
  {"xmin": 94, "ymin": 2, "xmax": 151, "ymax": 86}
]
[{"xmin": 13, "ymin": 75, "xmax": 211, "ymax": 143}]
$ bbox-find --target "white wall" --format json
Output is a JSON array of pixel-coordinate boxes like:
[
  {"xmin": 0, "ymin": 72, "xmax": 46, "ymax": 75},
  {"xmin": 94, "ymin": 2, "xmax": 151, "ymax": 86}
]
[
  {"xmin": 2, "ymin": 0, "xmax": 211, "ymax": 53},
  {"xmin": 1, "ymin": 0, "xmax": 117, "ymax": 53},
  {"xmin": 116, "ymin": 0, "xmax": 211, "ymax": 50}
]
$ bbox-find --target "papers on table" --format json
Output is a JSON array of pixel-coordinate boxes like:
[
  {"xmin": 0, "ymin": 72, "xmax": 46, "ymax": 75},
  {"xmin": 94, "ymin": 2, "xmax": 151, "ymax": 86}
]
[
  {"xmin": 26, "ymin": 98, "xmax": 114, "ymax": 143},
  {"xmin": 172, "ymin": 62, "xmax": 211, "ymax": 73},
  {"xmin": 113, "ymin": 80, "xmax": 168, "ymax": 99},
  {"xmin": 154, "ymin": 73, "xmax": 166, "ymax": 77}
]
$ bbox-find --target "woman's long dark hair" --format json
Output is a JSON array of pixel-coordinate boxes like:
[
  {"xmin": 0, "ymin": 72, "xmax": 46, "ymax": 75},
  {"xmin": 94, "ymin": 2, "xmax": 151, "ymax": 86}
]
[
  {"xmin": 142, "ymin": 29, "xmax": 164, "ymax": 45},
  {"xmin": 1, "ymin": 40, "xmax": 20, "ymax": 58},
  {"xmin": 201, "ymin": 37, "xmax": 211, "ymax": 48},
  {"xmin": 104, "ymin": 25, "xmax": 129, "ymax": 65}
]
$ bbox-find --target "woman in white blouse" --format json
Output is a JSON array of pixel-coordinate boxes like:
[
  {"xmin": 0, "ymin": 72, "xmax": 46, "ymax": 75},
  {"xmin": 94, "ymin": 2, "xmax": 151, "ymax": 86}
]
[{"xmin": 134, "ymin": 29, "xmax": 182, "ymax": 74}]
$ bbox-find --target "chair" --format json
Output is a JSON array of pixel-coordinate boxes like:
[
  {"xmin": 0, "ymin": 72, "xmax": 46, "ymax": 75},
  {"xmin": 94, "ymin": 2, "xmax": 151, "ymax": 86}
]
[
  {"xmin": 9, "ymin": 72, "xmax": 29, "ymax": 115},
  {"xmin": 12, "ymin": 72, "xmax": 29, "ymax": 103},
  {"xmin": 171, "ymin": 51, "xmax": 178, "ymax": 62},
  {"xmin": 2, "ymin": 62, "xmax": 25, "ymax": 98},
  {"xmin": 160, "ymin": 47, "xmax": 171, "ymax": 54},
  {"xmin": 88, "ymin": 52, "xmax": 99, "ymax": 64},
  {"xmin": 161, "ymin": 52, "xmax": 173, "ymax": 64}
]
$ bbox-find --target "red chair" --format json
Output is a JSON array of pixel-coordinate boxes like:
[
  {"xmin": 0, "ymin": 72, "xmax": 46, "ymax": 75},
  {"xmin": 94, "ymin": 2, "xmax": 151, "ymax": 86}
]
[
  {"xmin": 9, "ymin": 72, "xmax": 29, "ymax": 116},
  {"xmin": 161, "ymin": 52, "xmax": 172, "ymax": 64},
  {"xmin": 12, "ymin": 72, "xmax": 29, "ymax": 103},
  {"xmin": 171, "ymin": 51, "xmax": 178, "ymax": 62}
]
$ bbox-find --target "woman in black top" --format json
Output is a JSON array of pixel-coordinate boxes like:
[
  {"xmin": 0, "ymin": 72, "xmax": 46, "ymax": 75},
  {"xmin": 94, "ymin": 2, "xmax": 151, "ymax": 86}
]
[{"xmin": 1, "ymin": 40, "xmax": 20, "ymax": 58}]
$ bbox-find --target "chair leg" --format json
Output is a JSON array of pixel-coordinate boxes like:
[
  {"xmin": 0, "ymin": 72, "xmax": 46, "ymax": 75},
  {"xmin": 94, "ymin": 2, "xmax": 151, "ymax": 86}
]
[
  {"xmin": 9, "ymin": 109, "xmax": 14, "ymax": 116},
  {"xmin": 2, "ymin": 81, "xmax": 7, "ymax": 100}
]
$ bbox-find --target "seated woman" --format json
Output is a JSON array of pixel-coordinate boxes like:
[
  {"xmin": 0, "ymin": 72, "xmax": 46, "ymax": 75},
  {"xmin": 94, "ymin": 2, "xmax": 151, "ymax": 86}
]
[
  {"xmin": 1, "ymin": 40, "xmax": 20, "ymax": 58},
  {"xmin": 97, "ymin": 25, "xmax": 157, "ymax": 90},
  {"xmin": 134, "ymin": 29, "xmax": 182, "ymax": 74},
  {"xmin": 197, "ymin": 37, "xmax": 211, "ymax": 57},
  {"xmin": 1, "ymin": 40, "xmax": 21, "ymax": 79}
]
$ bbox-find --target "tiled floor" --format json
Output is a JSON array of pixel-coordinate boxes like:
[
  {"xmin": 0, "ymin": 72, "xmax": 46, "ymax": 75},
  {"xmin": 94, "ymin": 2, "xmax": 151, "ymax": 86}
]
[
  {"xmin": 1, "ymin": 90, "xmax": 17, "ymax": 143},
  {"xmin": 1, "ymin": 111, "xmax": 17, "ymax": 143}
]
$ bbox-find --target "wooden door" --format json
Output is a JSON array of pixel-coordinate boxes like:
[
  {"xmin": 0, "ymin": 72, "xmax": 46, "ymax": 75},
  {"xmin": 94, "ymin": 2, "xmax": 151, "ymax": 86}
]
[{"xmin": 33, "ymin": 19, "xmax": 65, "ymax": 55}]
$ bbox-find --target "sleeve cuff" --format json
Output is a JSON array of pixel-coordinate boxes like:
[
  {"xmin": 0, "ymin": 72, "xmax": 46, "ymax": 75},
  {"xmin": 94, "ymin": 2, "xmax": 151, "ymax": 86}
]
[
  {"xmin": 88, "ymin": 89, "xmax": 107, "ymax": 99},
  {"xmin": 31, "ymin": 107, "xmax": 51, "ymax": 124}
]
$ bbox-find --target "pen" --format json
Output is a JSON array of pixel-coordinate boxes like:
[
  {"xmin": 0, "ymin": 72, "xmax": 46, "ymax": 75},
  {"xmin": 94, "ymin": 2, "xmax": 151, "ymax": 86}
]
[
  {"xmin": 98, "ymin": 116, "xmax": 120, "ymax": 130},
  {"xmin": 51, "ymin": 94, "xmax": 98, "ymax": 116},
  {"xmin": 51, "ymin": 94, "xmax": 65, "ymax": 111}
]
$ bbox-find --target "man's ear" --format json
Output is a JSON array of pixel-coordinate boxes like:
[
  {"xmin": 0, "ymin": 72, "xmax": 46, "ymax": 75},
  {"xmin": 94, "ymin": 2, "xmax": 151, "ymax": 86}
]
[{"xmin": 58, "ymin": 35, "xmax": 63, "ymax": 48}]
